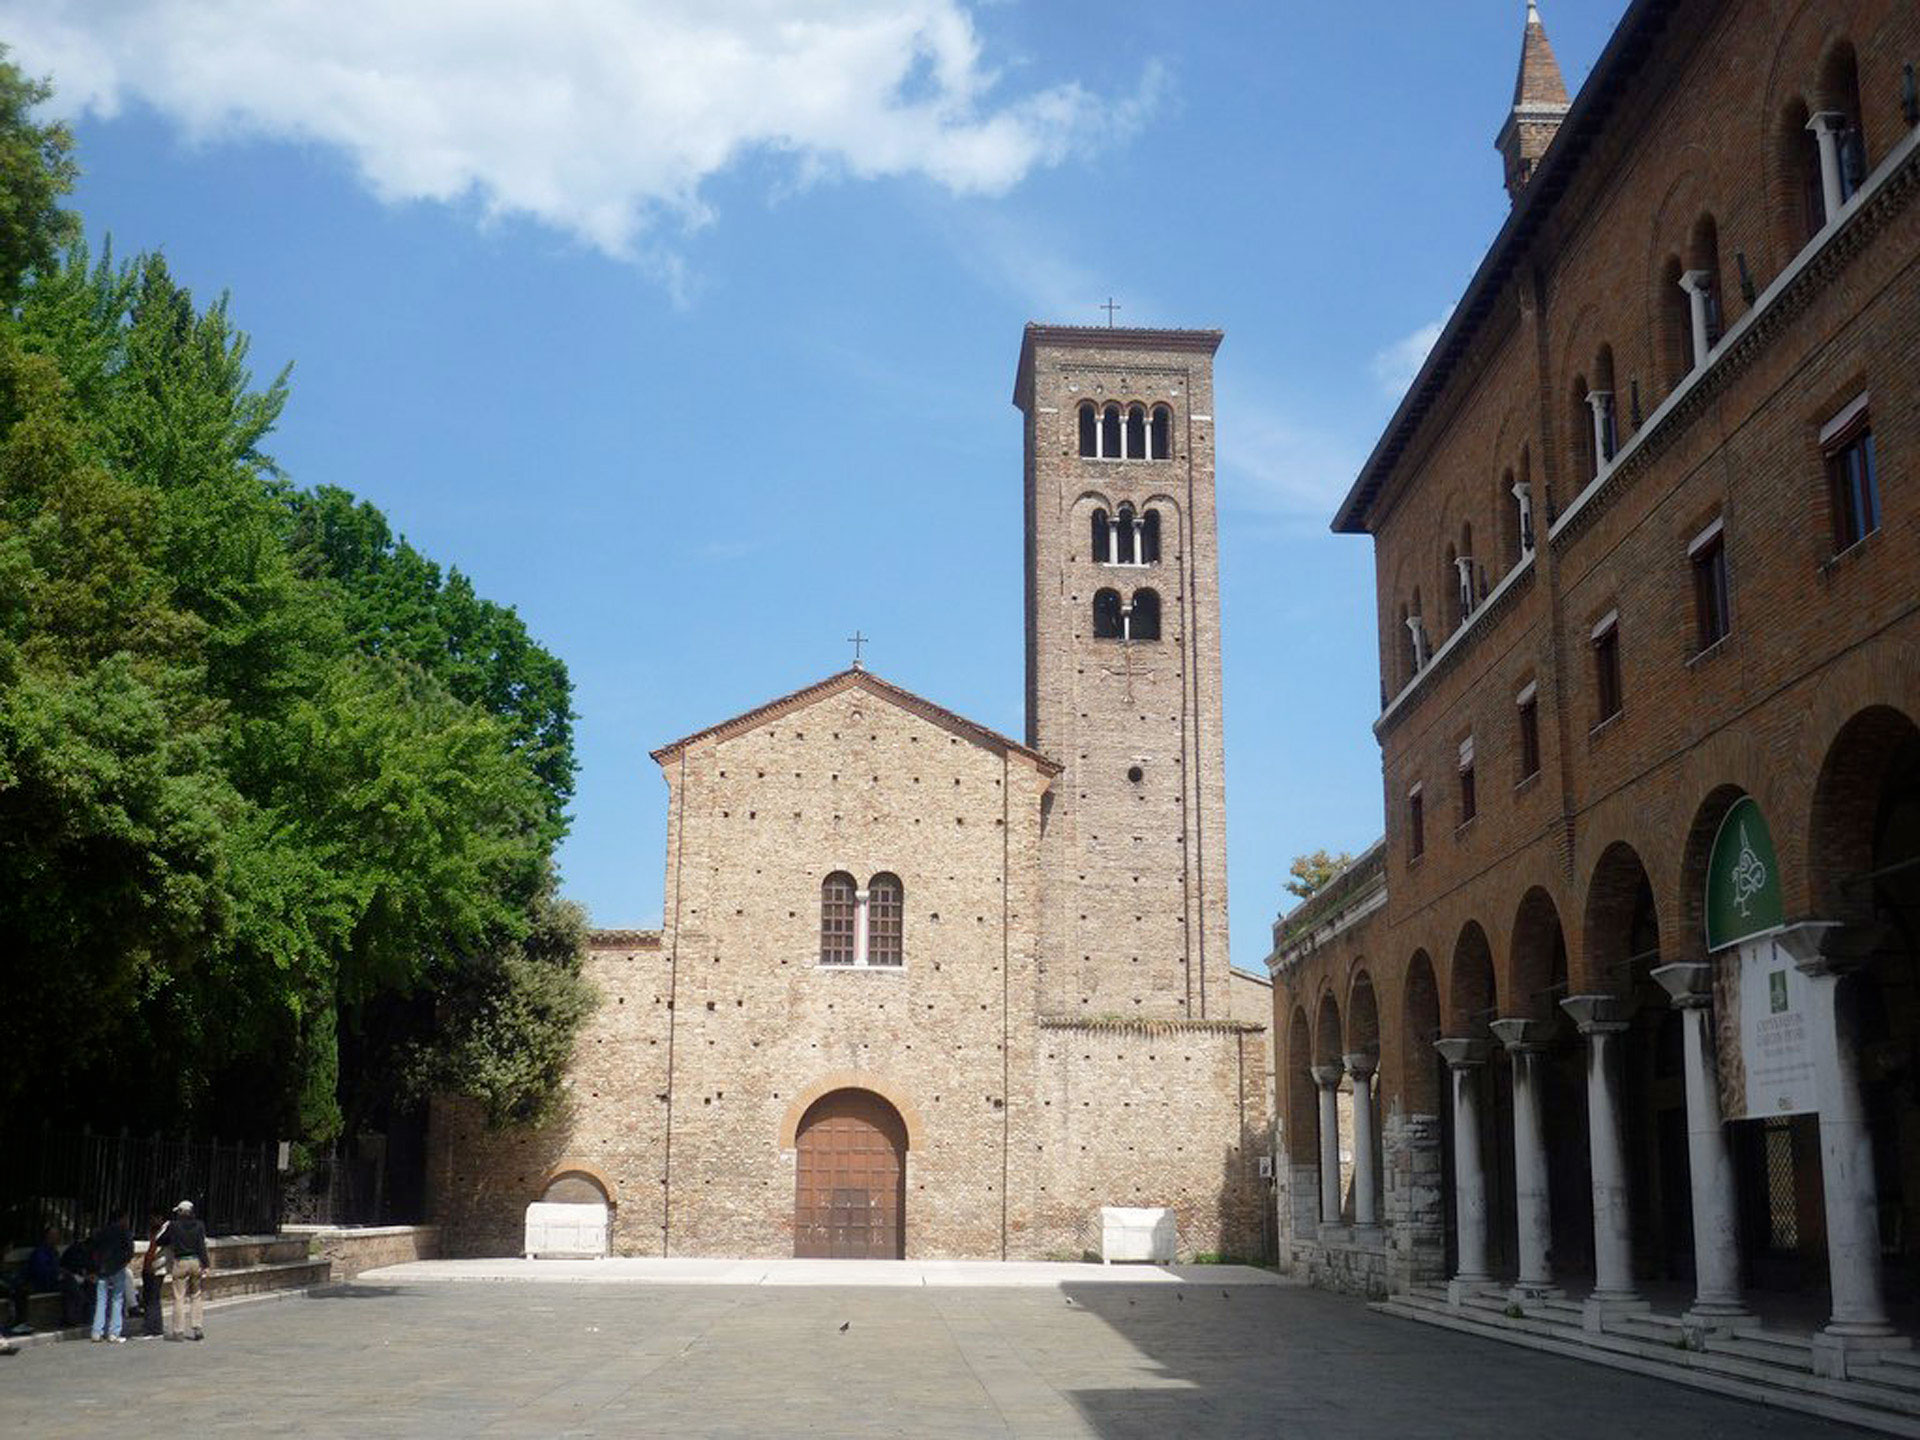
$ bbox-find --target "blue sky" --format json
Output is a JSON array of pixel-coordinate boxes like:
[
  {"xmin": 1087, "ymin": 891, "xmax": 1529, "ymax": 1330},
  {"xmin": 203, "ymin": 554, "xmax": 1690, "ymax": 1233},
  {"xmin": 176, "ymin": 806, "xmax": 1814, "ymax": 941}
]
[{"xmin": 10, "ymin": 2, "xmax": 1619, "ymax": 974}]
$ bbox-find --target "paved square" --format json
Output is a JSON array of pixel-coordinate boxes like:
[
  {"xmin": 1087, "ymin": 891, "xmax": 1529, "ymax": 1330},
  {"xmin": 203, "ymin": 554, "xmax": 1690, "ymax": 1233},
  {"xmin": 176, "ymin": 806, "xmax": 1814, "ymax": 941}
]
[{"xmin": 1, "ymin": 1278, "xmax": 1864, "ymax": 1437}]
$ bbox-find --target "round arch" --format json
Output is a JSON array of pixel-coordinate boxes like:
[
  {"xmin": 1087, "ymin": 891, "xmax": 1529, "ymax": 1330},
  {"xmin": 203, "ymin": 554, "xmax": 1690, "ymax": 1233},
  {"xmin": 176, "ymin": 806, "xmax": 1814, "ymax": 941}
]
[
  {"xmin": 538, "ymin": 1160, "xmax": 617, "ymax": 1208},
  {"xmin": 1447, "ymin": 922, "xmax": 1498, "ymax": 1034},
  {"xmin": 780, "ymin": 1072, "xmax": 925, "ymax": 1152}
]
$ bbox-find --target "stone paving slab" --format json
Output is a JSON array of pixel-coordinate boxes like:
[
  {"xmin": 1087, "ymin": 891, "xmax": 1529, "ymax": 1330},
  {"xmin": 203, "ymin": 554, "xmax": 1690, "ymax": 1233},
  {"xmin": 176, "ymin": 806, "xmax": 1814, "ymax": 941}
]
[
  {"xmin": 358, "ymin": 1256, "xmax": 1290, "ymax": 1287},
  {"xmin": 0, "ymin": 1279, "xmax": 1865, "ymax": 1438}
]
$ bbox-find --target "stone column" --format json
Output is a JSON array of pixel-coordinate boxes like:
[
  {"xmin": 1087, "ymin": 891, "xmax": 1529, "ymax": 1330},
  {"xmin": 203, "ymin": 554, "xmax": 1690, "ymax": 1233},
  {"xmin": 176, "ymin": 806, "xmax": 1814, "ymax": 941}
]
[
  {"xmin": 853, "ymin": 887, "xmax": 870, "ymax": 967},
  {"xmin": 1311, "ymin": 1063, "xmax": 1344, "ymax": 1226},
  {"xmin": 1511, "ymin": 481, "xmax": 1533, "ymax": 553},
  {"xmin": 1585, "ymin": 391, "xmax": 1614, "ymax": 474},
  {"xmin": 1650, "ymin": 963, "xmax": 1751, "ymax": 1334},
  {"xmin": 1131, "ymin": 514, "xmax": 1144, "ymax": 566},
  {"xmin": 1489, "ymin": 1018, "xmax": 1555, "ymax": 1298},
  {"xmin": 1807, "ymin": 112, "xmax": 1848, "ymax": 225},
  {"xmin": 1679, "ymin": 270, "xmax": 1714, "ymax": 370},
  {"xmin": 1434, "ymin": 1038, "xmax": 1491, "ymax": 1302},
  {"xmin": 1561, "ymin": 995, "xmax": 1648, "ymax": 1328},
  {"xmin": 1345, "ymin": 1053, "xmax": 1380, "ymax": 1228},
  {"xmin": 1776, "ymin": 924, "xmax": 1910, "ymax": 1376}
]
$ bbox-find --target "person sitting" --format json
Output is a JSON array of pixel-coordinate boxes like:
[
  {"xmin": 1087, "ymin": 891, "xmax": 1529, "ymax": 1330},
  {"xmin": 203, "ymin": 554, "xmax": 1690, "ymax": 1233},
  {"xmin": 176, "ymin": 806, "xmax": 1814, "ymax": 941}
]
[
  {"xmin": 58, "ymin": 1232, "xmax": 94, "ymax": 1328},
  {"xmin": 8, "ymin": 1228, "xmax": 63, "ymax": 1332}
]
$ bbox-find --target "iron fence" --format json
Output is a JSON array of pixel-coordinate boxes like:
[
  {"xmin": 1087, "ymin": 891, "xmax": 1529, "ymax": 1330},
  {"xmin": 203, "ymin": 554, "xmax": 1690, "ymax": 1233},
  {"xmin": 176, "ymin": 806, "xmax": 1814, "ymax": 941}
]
[{"xmin": 3, "ymin": 1130, "xmax": 282, "ymax": 1245}]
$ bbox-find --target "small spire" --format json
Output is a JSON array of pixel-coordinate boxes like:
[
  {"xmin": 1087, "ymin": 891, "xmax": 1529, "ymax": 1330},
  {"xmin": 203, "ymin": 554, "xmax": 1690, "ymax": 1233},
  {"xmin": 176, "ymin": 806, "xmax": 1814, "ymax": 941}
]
[
  {"xmin": 1497, "ymin": 0, "xmax": 1572, "ymax": 204},
  {"xmin": 1514, "ymin": 1, "xmax": 1570, "ymax": 111}
]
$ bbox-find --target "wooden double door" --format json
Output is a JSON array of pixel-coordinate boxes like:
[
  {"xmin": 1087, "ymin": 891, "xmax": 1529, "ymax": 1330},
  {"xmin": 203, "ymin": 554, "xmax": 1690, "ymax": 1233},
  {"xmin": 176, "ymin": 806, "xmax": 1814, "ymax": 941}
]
[{"xmin": 794, "ymin": 1089, "xmax": 906, "ymax": 1259}]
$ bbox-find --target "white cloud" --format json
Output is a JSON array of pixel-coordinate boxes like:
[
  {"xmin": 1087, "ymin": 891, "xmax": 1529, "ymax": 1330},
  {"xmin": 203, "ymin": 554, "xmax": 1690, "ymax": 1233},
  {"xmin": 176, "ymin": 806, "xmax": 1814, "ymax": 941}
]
[
  {"xmin": 1369, "ymin": 306, "xmax": 1453, "ymax": 397},
  {"xmin": 8, "ymin": 1, "xmax": 1154, "ymax": 280},
  {"xmin": 1215, "ymin": 382, "xmax": 1363, "ymax": 526}
]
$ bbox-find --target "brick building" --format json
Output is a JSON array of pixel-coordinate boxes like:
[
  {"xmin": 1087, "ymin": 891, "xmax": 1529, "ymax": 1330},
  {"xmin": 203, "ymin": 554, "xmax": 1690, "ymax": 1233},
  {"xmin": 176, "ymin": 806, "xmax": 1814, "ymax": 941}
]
[
  {"xmin": 429, "ymin": 325, "xmax": 1271, "ymax": 1263},
  {"xmin": 1268, "ymin": 0, "xmax": 1920, "ymax": 1397}
]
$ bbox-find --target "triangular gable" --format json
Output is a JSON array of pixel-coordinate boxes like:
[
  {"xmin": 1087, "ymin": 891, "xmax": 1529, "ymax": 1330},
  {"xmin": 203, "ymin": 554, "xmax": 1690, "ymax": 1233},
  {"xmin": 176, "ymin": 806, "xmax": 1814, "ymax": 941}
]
[{"xmin": 649, "ymin": 668, "xmax": 1061, "ymax": 774}]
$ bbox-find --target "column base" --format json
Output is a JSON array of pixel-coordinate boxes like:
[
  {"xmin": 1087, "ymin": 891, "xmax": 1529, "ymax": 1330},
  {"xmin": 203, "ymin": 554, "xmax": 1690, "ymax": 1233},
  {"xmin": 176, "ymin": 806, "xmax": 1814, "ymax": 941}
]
[
  {"xmin": 1680, "ymin": 1303, "xmax": 1756, "ymax": 1349},
  {"xmin": 1581, "ymin": 1294, "xmax": 1650, "ymax": 1333},
  {"xmin": 1810, "ymin": 1329, "xmax": 1912, "ymax": 1380},
  {"xmin": 1506, "ymin": 1281, "xmax": 1562, "ymax": 1307},
  {"xmin": 1447, "ymin": 1276, "xmax": 1493, "ymax": 1309}
]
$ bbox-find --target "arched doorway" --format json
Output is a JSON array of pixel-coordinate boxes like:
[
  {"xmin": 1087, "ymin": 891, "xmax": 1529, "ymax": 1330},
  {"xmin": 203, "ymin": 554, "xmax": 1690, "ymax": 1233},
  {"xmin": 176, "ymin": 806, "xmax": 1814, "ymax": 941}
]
[{"xmin": 794, "ymin": 1089, "xmax": 907, "ymax": 1259}]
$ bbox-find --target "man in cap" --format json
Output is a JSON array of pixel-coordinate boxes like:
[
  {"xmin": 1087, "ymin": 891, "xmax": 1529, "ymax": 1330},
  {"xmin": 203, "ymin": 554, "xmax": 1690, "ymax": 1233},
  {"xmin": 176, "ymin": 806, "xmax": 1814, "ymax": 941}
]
[{"xmin": 154, "ymin": 1202, "xmax": 211, "ymax": 1341}]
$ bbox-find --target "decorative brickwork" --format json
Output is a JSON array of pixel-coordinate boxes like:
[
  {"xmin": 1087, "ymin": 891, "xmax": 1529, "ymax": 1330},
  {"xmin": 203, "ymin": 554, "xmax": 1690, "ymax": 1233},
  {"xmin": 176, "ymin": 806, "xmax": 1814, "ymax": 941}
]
[{"xmin": 428, "ymin": 325, "xmax": 1269, "ymax": 1263}]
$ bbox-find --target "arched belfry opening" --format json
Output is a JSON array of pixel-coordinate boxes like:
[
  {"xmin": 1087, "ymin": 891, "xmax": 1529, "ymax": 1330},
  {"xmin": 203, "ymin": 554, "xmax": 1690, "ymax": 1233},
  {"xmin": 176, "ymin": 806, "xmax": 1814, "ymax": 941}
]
[{"xmin": 794, "ymin": 1088, "xmax": 908, "ymax": 1259}]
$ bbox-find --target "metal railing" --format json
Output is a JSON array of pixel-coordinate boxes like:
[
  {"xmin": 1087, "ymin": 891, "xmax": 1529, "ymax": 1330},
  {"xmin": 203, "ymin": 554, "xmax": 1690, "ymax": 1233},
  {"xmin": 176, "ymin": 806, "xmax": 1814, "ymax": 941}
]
[{"xmin": 3, "ymin": 1129, "xmax": 282, "ymax": 1244}]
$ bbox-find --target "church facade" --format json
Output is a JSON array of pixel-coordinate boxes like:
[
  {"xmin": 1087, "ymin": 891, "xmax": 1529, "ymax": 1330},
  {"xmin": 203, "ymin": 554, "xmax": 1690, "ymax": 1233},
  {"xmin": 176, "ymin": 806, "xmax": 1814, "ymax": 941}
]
[{"xmin": 427, "ymin": 325, "xmax": 1271, "ymax": 1262}]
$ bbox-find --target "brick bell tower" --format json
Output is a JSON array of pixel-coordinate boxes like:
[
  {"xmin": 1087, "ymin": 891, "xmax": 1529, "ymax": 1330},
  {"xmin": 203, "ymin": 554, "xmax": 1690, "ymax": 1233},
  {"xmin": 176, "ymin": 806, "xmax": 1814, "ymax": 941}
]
[{"xmin": 1014, "ymin": 324, "xmax": 1229, "ymax": 1021}]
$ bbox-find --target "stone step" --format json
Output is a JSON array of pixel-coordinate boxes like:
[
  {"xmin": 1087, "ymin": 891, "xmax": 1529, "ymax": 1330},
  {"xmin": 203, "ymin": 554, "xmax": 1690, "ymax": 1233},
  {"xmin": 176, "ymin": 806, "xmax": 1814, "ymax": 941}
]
[
  {"xmin": 1850, "ymin": 1362, "xmax": 1920, "ymax": 1399},
  {"xmin": 1707, "ymin": 1330, "xmax": 1820, "ymax": 1368},
  {"xmin": 1374, "ymin": 1298, "xmax": 1920, "ymax": 1436},
  {"xmin": 17, "ymin": 1255, "xmax": 330, "ymax": 1336}
]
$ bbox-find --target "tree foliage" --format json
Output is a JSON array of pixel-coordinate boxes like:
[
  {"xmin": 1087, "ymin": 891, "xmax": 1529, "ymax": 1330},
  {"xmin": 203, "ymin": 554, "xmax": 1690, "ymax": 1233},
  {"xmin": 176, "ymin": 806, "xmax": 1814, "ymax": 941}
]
[
  {"xmin": 1285, "ymin": 849, "xmax": 1354, "ymax": 901},
  {"xmin": 0, "ymin": 56, "xmax": 583, "ymax": 1145}
]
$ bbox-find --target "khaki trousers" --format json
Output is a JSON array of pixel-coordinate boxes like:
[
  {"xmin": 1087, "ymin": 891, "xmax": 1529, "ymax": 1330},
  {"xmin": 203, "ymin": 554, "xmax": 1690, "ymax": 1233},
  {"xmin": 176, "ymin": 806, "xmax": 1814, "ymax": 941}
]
[{"xmin": 168, "ymin": 1257, "xmax": 204, "ymax": 1335}]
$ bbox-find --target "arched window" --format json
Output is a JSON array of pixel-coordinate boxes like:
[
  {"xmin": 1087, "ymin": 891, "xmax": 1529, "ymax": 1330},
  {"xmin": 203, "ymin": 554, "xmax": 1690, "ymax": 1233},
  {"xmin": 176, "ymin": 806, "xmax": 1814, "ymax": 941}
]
[
  {"xmin": 1091, "ymin": 508, "xmax": 1111, "ymax": 563},
  {"xmin": 1078, "ymin": 402, "xmax": 1097, "ymax": 458},
  {"xmin": 1125, "ymin": 404, "xmax": 1147, "ymax": 460},
  {"xmin": 1443, "ymin": 543, "xmax": 1461, "ymax": 631},
  {"xmin": 1457, "ymin": 523, "xmax": 1477, "ymax": 622},
  {"xmin": 1150, "ymin": 405, "xmax": 1172, "ymax": 460},
  {"xmin": 867, "ymin": 873, "xmax": 903, "ymax": 966},
  {"xmin": 1130, "ymin": 588, "xmax": 1162, "ymax": 642},
  {"xmin": 1660, "ymin": 255, "xmax": 1691, "ymax": 388},
  {"xmin": 1141, "ymin": 508, "xmax": 1162, "ymax": 564},
  {"xmin": 1780, "ymin": 97, "xmax": 1824, "ymax": 250},
  {"xmin": 1685, "ymin": 215, "xmax": 1723, "ymax": 360},
  {"xmin": 1115, "ymin": 503, "xmax": 1137, "ymax": 565},
  {"xmin": 1093, "ymin": 588, "xmax": 1123, "ymax": 639},
  {"xmin": 821, "ymin": 873, "xmax": 857, "ymax": 966},
  {"xmin": 1397, "ymin": 602, "xmax": 1415, "ymax": 685},
  {"xmin": 1101, "ymin": 404, "xmax": 1122, "ymax": 459},
  {"xmin": 1817, "ymin": 43, "xmax": 1869, "ymax": 207},
  {"xmin": 1593, "ymin": 345, "xmax": 1619, "ymax": 458}
]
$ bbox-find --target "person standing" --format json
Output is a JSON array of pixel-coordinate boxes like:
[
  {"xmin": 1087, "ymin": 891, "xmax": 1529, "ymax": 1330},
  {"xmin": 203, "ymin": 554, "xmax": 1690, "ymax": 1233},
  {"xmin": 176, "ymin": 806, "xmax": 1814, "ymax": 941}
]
[
  {"xmin": 87, "ymin": 1211, "xmax": 134, "ymax": 1344},
  {"xmin": 155, "ymin": 1202, "xmax": 210, "ymax": 1342},
  {"xmin": 138, "ymin": 1210, "xmax": 167, "ymax": 1337}
]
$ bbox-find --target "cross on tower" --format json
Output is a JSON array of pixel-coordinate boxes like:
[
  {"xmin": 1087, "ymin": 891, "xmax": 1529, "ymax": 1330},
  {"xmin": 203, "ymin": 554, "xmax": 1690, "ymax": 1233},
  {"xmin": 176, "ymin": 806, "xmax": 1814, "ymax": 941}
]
[
  {"xmin": 846, "ymin": 630, "xmax": 868, "ymax": 669},
  {"xmin": 1100, "ymin": 297, "xmax": 1122, "ymax": 327}
]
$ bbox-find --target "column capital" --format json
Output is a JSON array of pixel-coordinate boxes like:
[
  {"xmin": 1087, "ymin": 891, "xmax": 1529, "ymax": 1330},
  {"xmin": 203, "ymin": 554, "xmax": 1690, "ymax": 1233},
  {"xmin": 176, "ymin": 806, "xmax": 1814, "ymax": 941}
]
[
  {"xmin": 1679, "ymin": 268, "xmax": 1713, "ymax": 297},
  {"xmin": 1342, "ymin": 1052, "xmax": 1379, "ymax": 1081},
  {"xmin": 1806, "ymin": 109, "xmax": 1849, "ymax": 137},
  {"xmin": 1433, "ymin": 1037, "xmax": 1490, "ymax": 1070},
  {"xmin": 1775, "ymin": 918, "xmax": 1888, "ymax": 976},
  {"xmin": 1309, "ymin": 1063, "xmax": 1345, "ymax": 1087},
  {"xmin": 1652, "ymin": 961, "xmax": 1713, "ymax": 1008},
  {"xmin": 1560, "ymin": 993, "xmax": 1631, "ymax": 1034},
  {"xmin": 1584, "ymin": 389, "xmax": 1614, "ymax": 414},
  {"xmin": 1489, "ymin": 1017, "xmax": 1555, "ymax": 1052}
]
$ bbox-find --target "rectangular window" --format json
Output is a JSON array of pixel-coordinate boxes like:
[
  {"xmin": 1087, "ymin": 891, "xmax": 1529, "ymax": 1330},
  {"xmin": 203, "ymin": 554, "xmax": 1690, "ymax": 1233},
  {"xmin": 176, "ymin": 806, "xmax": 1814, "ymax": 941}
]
[
  {"xmin": 1823, "ymin": 395, "xmax": 1879, "ymax": 553},
  {"xmin": 1516, "ymin": 682, "xmax": 1541, "ymax": 782},
  {"xmin": 1690, "ymin": 519, "xmax": 1730, "ymax": 651},
  {"xmin": 1408, "ymin": 786, "xmax": 1425, "ymax": 860},
  {"xmin": 1593, "ymin": 613, "xmax": 1622, "ymax": 725},
  {"xmin": 1458, "ymin": 737, "xmax": 1476, "ymax": 825}
]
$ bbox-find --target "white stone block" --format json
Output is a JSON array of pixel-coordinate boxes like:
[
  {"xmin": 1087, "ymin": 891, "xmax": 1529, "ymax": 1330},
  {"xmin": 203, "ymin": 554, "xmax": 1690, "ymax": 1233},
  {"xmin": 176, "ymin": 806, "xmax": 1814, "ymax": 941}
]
[
  {"xmin": 524, "ymin": 1202, "xmax": 609, "ymax": 1259},
  {"xmin": 1098, "ymin": 1206, "xmax": 1176, "ymax": 1263}
]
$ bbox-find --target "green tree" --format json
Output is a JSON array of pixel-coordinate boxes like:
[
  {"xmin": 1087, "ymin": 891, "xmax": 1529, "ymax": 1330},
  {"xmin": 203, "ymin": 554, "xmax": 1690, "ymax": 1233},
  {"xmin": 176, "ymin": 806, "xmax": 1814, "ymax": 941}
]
[
  {"xmin": 1285, "ymin": 848, "xmax": 1354, "ymax": 900},
  {"xmin": 0, "ymin": 49, "xmax": 78, "ymax": 307}
]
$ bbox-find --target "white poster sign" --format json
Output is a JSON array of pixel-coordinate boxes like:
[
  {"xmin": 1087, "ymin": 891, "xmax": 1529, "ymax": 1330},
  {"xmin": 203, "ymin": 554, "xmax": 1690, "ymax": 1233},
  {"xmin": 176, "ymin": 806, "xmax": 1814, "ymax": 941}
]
[{"xmin": 1731, "ymin": 935, "xmax": 1819, "ymax": 1119}]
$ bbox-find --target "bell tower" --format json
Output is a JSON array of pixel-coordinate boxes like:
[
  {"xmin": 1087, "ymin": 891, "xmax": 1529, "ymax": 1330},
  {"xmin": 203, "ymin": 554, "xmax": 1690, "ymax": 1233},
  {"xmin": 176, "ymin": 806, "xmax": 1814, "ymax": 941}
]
[{"xmin": 1013, "ymin": 324, "xmax": 1229, "ymax": 1020}]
